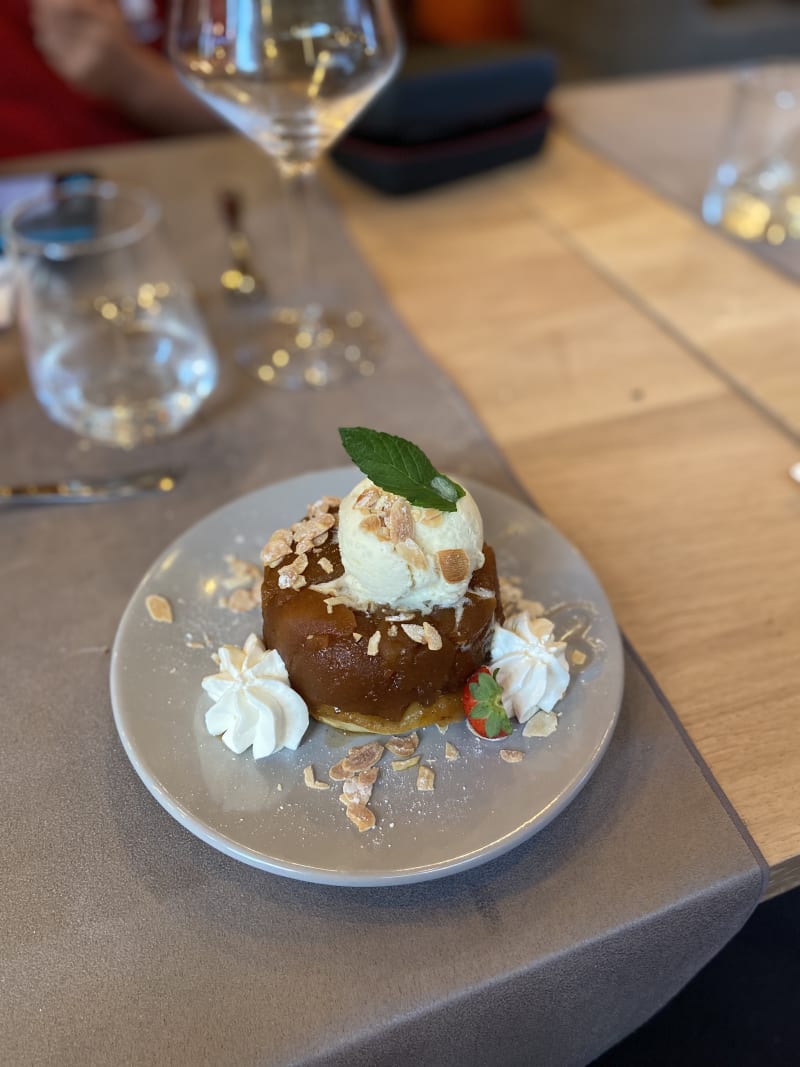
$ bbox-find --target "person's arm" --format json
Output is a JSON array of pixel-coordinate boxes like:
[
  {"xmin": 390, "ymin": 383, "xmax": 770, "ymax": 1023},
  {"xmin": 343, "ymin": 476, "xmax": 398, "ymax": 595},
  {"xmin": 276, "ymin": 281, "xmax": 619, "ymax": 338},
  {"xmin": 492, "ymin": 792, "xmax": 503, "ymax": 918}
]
[{"xmin": 31, "ymin": 0, "xmax": 223, "ymax": 135}]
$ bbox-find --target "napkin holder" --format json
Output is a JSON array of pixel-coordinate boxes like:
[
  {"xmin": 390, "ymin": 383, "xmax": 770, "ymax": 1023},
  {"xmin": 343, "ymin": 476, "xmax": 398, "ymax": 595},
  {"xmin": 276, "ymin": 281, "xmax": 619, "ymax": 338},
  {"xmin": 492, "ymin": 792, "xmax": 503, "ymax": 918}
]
[{"xmin": 332, "ymin": 47, "xmax": 556, "ymax": 194}]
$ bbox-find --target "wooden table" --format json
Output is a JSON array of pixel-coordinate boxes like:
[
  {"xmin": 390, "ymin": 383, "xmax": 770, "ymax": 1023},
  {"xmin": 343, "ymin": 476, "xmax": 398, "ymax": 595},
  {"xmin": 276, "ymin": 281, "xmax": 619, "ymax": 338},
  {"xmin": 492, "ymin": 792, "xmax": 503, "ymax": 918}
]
[
  {"xmin": 326, "ymin": 129, "xmax": 800, "ymax": 898},
  {"xmin": 3, "ymin": 115, "xmax": 798, "ymax": 898}
]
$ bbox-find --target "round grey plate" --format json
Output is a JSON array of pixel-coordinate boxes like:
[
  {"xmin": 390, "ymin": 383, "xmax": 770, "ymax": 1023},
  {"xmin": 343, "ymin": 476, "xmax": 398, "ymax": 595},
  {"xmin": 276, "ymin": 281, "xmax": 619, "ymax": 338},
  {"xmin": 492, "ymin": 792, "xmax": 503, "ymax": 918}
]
[{"xmin": 110, "ymin": 467, "xmax": 624, "ymax": 886}]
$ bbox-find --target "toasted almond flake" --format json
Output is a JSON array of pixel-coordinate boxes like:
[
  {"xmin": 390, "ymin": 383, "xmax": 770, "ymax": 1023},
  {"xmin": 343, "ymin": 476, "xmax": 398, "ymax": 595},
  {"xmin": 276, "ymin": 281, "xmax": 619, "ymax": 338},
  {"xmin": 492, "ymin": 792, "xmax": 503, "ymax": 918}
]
[
  {"xmin": 145, "ymin": 594, "xmax": 173, "ymax": 623},
  {"xmin": 445, "ymin": 742, "xmax": 460, "ymax": 761},
  {"xmin": 342, "ymin": 741, "xmax": 384, "ymax": 773},
  {"xmin": 261, "ymin": 529, "xmax": 293, "ymax": 567},
  {"xmin": 422, "ymin": 621, "xmax": 443, "ymax": 651},
  {"xmin": 366, "ymin": 630, "xmax": 381, "ymax": 656},
  {"xmin": 436, "ymin": 548, "xmax": 470, "ymax": 585},
  {"xmin": 346, "ymin": 803, "xmax": 376, "ymax": 832},
  {"xmin": 523, "ymin": 710, "xmax": 558, "ymax": 738},
  {"xmin": 391, "ymin": 755, "xmax": 421, "ymax": 772},
  {"xmin": 329, "ymin": 760, "xmax": 350, "ymax": 781},
  {"xmin": 278, "ymin": 572, "xmax": 307, "ymax": 591},
  {"xmin": 307, "ymin": 495, "xmax": 340, "ymax": 518},
  {"xmin": 500, "ymin": 749, "xmax": 525, "ymax": 764},
  {"xmin": 353, "ymin": 632, "xmax": 363, "ymax": 642},
  {"xmin": 385, "ymin": 732, "xmax": 419, "ymax": 757},
  {"xmin": 416, "ymin": 764, "xmax": 435, "ymax": 791},
  {"xmin": 303, "ymin": 765, "xmax": 331, "ymax": 790},
  {"xmin": 417, "ymin": 507, "xmax": 443, "ymax": 526},
  {"xmin": 401, "ymin": 623, "xmax": 427, "ymax": 645},
  {"xmin": 385, "ymin": 612, "xmax": 414, "ymax": 622},
  {"xmin": 359, "ymin": 514, "xmax": 383, "ymax": 536},
  {"xmin": 355, "ymin": 486, "xmax": 380, "ymax": 509},
  {"xmin": 396, "ymin": 539, "xmax": 428, "ymax": 570},
  {"xmin": 388, "ymin": 498, "xmax": 415, "ymax": 543},
  {"xmin": 387, "ymin": 624, "xmax": 398, "ymax": 637},
  {"xmin": 571, "ymin": 649, "xmax": 587, "ymax": 666},
  {"xmin": 318, "ymin": 556, "xmax": 334, "ymax": 574},
  {"xmin": 185, "ymin": 640, "xmax": 205, "ymax": 650},
  {"xmin": 225, "ymin": 586, "xmax": 260, "ymax": 613},
  {"xmin": 221, "ymin": 555, "xmax": 262, "ymax": 590},
  {"xmin": 341, "ymin": 768, "xmax": 379, "ymax": 807}
]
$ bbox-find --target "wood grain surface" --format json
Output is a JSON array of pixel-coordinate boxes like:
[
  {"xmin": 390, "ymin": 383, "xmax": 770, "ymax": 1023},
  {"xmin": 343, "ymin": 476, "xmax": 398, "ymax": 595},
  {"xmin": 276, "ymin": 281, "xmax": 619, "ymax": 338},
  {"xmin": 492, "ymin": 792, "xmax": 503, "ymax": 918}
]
[{"xmin": 327, "ymin": 133, "xmax": 800, "ymax": 896}]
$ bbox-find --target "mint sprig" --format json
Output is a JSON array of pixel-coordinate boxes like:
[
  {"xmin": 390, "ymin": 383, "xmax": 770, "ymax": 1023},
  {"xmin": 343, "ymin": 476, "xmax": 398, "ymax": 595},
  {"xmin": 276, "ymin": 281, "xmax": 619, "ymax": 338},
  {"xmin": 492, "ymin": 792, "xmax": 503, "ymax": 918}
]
[{"xmin": 339, "ymin": 427, "xmax": 466, "ymax": 512}]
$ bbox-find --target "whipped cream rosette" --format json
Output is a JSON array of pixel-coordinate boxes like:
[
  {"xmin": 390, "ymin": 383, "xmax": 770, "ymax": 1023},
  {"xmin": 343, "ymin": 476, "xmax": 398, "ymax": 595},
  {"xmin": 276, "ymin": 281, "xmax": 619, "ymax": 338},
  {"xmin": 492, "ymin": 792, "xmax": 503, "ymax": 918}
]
[{"xmin": 202, "ymin": 633, "xmax": 309, "ymax": 758}]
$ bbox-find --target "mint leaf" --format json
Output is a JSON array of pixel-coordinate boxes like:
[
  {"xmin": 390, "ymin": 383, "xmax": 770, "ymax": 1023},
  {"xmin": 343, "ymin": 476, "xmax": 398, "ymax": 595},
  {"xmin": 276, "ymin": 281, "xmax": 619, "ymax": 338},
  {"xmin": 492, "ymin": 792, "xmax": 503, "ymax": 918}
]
[{"xmin": 339, "ymin": 427, "xmax": 466, "ymax": 512}]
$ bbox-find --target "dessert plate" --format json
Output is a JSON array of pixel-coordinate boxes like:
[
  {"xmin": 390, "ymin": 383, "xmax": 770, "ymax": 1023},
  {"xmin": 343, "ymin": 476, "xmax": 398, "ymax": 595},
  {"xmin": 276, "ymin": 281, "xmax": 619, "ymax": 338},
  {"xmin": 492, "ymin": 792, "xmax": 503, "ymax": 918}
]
[{"xmin": 110, "ymin": 467, "xmax": 624, "ymax": 886}]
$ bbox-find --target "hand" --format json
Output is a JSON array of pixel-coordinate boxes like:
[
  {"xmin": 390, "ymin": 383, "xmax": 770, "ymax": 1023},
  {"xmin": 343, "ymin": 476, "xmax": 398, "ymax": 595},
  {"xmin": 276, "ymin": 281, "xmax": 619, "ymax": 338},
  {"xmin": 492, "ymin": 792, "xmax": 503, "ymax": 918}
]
[{"xmin": 31, "ymin": 0, "xmax": 140, "ymax": 101}]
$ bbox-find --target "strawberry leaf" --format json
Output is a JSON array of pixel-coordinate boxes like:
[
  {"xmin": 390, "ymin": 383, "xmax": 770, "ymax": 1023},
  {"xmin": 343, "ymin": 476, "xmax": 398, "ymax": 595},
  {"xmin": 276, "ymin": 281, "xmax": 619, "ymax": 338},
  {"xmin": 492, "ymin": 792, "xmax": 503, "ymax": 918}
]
[
  {"xmin": 467, "ymin": 669, "xmax": 514, "ymax": 737},
  {"xmin": 339, "ymin": 427, "xmax": 465, "ymax": 512}
]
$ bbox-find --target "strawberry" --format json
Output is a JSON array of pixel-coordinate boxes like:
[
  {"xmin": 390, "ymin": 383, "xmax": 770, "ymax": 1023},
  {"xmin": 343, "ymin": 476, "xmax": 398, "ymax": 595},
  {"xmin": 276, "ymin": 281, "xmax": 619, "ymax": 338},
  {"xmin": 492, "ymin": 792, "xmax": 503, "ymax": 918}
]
[{"xmin": 463, "ymin": 667, "xmax": 514, "ymax": 739}]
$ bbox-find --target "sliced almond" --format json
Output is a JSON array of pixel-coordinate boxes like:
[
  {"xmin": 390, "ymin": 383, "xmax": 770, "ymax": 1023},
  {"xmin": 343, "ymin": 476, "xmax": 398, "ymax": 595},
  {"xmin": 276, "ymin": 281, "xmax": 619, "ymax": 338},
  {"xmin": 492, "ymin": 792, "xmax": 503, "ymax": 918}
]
[
  {"xmin": 355, "ymin": 486, "xmax": 380, "ymax": 510},
  {"xmin": 385, "ymin": 732, "xmax": 419, "ymax": 758},
  {"xmin": 303, "ymin": 765, "xmax": 330, "ymax": 790},
  {"xmin": 318, "ymin": 556, "xmax": 334, "ymax": 575},
  {"xmin": 388, "ymin": 498, "xmax": 415, "ymax": 543},
  {"xmin": 145, "ymin": 594, "xmax": 173, "ymax": 623},
  {"xmin": 500, "ymin": 749, "xmax": 525, "ymax": 764},
  {"xmin": 307, "ymin": 495, "xmax": 340, "ymax": 518},
  {"xmin": 396, "ymin": 539, "xmax": 428, "ymax": 570},
  {"xmin": 353, "ymin": 632, "xmax": 363, "ymax": 642},
  {"xmin": 225, "ymin": 586, "xmax": 260, "ymax": 613},
  {"xmin": 445, "ymin": 742, "xmax": 460, "ymax": 761},
  {"xmin": 221, "ymin": 555, "xmax": 262, "ymax": 590},
  {"xmin": 329, "ymin": 760, "xmax": 351, "ymax": 782},
  {"xmin": 417, "ymin": 507, "xmax": 443, "ymax": 526},
  {"xmin": 341, "ymin": 768, "xmax": 379, "ymax": 807},
  {"xmin": 522, "ymin": 711, "xmax": 558, "ymax": 738},
  {"xmin": 366, "ymin": 630, "xmax": 381, "ymax": 656},
  {"xmin": 387, "ymin": 624, "xmax": 398, "ymax": 637},
  {"xmin": 385, "ymin": 613, "xmax": 413, "ymax": 622},
  {"xmin": 437, "ymin": 548, "xmax": 470, "ymax": 585},
  {"xmin": 391, "ymin": 755, "xmax": 421, "ymax": 772},
  {"xmin": 401, "ymin": 623, "xmax": 427, "ymax": 645},
  {"xmin": 261, "ymin": 529, "xmax": 293, "ymax": 567},
  {"xmin": 342, "ymin": 741, "xmax": 385, "ymax": 774},
  {"xmin": 571, "ymin": 649, "xmax": 587, "ymax": 666},
  {"xmin": 416, "ymin": 764, "xmax": 435, "ymax": 792},
  {"xmin": 359, "ymin": 514, "xmax": 384, "ymax": 536},
  {"xmin": 422, "ymin": 621, "xmax": 442, "ymax": 651},
  {"xmin": 346, "ymin": 803, "xmax": 376, "ymax": 832}
]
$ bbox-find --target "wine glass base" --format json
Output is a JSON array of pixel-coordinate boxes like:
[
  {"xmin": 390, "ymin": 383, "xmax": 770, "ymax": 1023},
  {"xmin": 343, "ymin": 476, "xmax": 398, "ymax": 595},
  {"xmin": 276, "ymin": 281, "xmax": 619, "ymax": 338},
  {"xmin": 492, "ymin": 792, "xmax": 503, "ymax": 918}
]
[{"xmin": 235, "ymin": 306, "xmax": 380, "ymax": 389}]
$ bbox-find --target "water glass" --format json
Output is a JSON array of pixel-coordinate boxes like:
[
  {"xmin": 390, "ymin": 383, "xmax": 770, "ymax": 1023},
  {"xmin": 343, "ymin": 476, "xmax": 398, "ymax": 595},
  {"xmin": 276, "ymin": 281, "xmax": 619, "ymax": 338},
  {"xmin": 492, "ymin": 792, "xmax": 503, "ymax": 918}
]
[
  {"xmin": 5, "ymin": 180, "xmax": 218, "ymax": 448},
  {"xmin": 703, "ymin": 63, "xmax": 800, "ymax": 244}
]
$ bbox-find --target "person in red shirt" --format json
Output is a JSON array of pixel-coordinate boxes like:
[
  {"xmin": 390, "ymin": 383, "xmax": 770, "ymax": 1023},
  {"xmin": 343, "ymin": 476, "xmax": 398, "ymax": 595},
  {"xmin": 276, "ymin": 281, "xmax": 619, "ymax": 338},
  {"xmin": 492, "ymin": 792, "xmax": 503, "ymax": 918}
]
[{"xmin": 0, "ymin": 0, "xmax": 219, "ymax": 160}]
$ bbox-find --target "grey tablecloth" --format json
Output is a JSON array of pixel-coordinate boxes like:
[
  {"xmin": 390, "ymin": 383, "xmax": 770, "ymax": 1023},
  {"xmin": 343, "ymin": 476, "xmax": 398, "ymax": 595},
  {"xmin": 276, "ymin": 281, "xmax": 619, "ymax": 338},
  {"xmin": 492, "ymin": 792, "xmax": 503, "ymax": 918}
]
[
  {"xmin": 556, "ymin": 68, "xmax": 800, "ymax": 280},
  {"xmin": 0, "ymin": 137, "xmax": 765, "ymax": 1066}
]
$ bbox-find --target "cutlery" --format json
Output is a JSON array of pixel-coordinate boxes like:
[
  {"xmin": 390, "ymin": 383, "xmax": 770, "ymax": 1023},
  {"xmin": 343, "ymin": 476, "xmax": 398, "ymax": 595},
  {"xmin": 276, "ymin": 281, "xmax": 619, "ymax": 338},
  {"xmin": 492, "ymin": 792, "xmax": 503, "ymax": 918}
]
[
  {"xmin": 0, "ymin": 469, "xmax": 180, "ymax": 506},
  {"xmin": 217, "ymin": 189, "xmax": 267, "ymax": 302}
]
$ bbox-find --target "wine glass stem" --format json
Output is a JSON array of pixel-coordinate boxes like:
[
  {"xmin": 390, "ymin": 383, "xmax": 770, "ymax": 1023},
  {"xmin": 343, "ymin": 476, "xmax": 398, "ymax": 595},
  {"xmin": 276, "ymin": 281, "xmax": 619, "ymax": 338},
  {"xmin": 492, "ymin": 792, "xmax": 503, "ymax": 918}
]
[{"xmin": 278, "ymin": 163, "xmax": 320, "ymax": 327}]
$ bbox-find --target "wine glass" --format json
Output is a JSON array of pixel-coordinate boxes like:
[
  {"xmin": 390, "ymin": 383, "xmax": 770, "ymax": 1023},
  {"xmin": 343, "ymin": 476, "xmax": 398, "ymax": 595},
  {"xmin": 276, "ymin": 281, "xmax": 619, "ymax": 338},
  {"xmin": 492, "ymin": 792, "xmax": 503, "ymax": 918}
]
[{"xmin": 169, "ymin": 0, "xmax": 401, "ymax": 389}]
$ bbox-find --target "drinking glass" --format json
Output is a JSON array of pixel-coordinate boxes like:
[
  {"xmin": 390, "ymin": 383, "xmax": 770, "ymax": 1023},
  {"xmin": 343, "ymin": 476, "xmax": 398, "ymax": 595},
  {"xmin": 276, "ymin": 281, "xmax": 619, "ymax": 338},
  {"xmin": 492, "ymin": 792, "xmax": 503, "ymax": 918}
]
[
  {"xmin": 170, "ymin": 0, "xmax": 402, "ymax": 389},
  {"xmin": 703, "ymin": 63, "xmax": 800, "ymax": 245},
  {"xmin": 5, "ymin": 181, "xmax": 218, "ymax": 448}
]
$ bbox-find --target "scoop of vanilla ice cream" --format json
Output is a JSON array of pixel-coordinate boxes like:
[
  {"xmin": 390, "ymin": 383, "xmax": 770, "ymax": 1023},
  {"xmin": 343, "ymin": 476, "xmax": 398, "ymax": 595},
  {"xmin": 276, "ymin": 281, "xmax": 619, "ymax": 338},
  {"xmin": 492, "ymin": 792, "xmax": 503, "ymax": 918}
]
[{"xmin": 336, "ymin": 477, "xmax": 484, "ymax": 612}]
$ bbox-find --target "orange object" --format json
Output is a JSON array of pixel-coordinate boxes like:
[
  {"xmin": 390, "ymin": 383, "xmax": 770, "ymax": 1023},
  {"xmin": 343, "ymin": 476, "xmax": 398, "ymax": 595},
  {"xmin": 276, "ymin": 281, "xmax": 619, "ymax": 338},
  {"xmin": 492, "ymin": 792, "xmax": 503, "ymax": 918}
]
[{"xmin": 412, "ymin": 0, "xmax": 522, "ymax": 43}]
